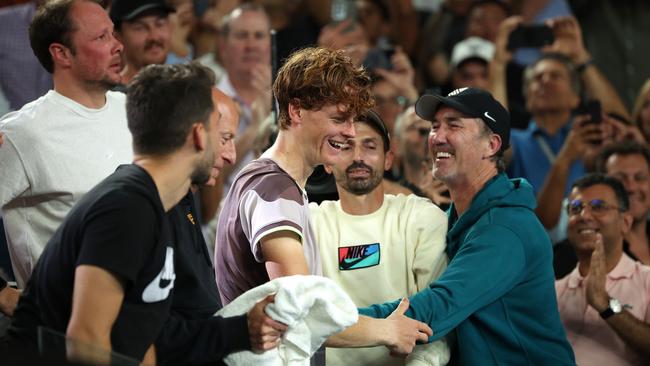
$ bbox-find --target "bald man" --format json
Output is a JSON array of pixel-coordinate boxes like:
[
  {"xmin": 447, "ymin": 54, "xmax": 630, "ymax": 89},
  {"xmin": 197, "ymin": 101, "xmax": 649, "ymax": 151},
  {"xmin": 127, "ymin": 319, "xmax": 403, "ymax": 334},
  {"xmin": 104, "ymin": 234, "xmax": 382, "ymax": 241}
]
[{"xmin": 155, "ymin": 88, "xmax": 247, "ymax": 365}]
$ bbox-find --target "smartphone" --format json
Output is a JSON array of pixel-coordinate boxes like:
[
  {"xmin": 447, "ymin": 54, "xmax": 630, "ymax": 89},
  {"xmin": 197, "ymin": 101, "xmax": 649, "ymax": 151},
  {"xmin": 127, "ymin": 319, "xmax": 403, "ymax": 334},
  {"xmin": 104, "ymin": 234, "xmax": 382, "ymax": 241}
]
[
  {"xmin": 574, "ymin": 100, "xmax": 603, "ymax": 145},
  {"xmin": 363, "ymin": 46, "xmax": 394, "ymax": 71},
  {"xmin": 507, "ymin": 25, "xmax": 554, "ymax": 50},
  {"xmin": 574, "ymin": 100, "xmax": 602, "ymax": 125}
]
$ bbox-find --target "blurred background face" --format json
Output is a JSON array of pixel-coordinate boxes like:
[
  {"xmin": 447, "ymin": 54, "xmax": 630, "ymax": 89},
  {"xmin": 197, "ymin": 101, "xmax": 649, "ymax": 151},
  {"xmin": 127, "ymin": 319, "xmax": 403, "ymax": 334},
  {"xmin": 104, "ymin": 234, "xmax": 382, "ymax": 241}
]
[
  {"xmin": 605, "ymin": 153, "xmax": 650, "ymax": 224},
  {"xmin": 452, "ymin": 60, "xmax": 489, "ymax": 90},
  {"xmin": 372, "ymin": 79, "xmax": 406, "ymax": 134},
  {"xmin": 398, "ymin": 111, "xmax": 430, "ymax": 166},
  {"xmin": 525, "ymin": 59, "xmax": 580, "ymax": 115},
  {"xmin": 118, "ymin": 11, "xmax": 171, "ymax": 68},
  {"xmin": 465, "ymin": 2, "xmax": 508, "ymax": 42},
  {"xmin": 356, "ymin": 0, "xmax": 388, "ymax": 45},
  {"xmin": 220, "ymin": 9, "xmax": 271, "ymax": 76},
  {"xmin": 331, "ymin": 122, "xmax": 387, "ymax": 195}
]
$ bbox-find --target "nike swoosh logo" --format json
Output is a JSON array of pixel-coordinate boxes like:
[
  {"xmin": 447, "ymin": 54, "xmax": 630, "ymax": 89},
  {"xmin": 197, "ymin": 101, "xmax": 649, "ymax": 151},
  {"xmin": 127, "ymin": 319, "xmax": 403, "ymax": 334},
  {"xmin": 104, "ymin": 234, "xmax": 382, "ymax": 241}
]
[
  {"xmin": 142, "ymin": 246, "xmax": 176, "ymax": 303},
  {"xmin": 340, "ymin": 257, "xmax": 367, "ymax": 270},
  {"xmin": 484, "ymin": 111, "xmax": 496, "ymax": 122}
]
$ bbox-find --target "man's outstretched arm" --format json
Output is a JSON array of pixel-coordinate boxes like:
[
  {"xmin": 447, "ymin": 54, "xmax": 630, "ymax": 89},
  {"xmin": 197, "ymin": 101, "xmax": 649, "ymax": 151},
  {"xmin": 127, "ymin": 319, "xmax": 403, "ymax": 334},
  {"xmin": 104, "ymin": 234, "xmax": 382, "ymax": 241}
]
[{"xmin": 326, "ymin": 298, "xmax": 433, "ymax": 355}]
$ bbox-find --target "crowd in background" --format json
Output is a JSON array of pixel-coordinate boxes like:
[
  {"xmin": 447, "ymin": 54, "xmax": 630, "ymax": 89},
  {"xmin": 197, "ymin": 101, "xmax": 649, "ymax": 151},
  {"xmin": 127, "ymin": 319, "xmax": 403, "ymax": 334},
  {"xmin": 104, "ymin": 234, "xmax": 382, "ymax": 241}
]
[{"xmin": 1, "ymin": 0, "xmax": 650, "ymax": 365}]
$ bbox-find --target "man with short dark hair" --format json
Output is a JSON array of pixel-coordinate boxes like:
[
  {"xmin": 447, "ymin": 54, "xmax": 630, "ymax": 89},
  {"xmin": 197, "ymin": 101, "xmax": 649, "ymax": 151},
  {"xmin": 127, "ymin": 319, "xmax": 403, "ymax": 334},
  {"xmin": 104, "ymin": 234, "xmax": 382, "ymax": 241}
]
[
  {"xmin": 556, "ymin": 173, "xmax": 650, "ymax": 365},
  {"xmin": 0, "ymin": 0, "xmax": 131, "ymax": 288},
  {"xmin": 359, "ymin": 88, "xmax": 575, "ymax": 365},
  {"xmin": 6, "ymin": 63, "xmax": 285, "ymax": 364},
  {"xmin": 311, "ymin": 110, "xmax": 450, "ymax": 365},
  {"xmin": 110, "ymin": 0, "xmax": 174, "ymax": 85}
]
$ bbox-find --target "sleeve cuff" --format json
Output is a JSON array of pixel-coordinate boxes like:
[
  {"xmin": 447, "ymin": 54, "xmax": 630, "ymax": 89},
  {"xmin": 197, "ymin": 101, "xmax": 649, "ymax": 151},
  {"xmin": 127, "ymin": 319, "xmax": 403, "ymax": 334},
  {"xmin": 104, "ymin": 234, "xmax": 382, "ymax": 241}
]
[{"xmin": 217, "ymin": 314, "xmax": 251, "ymax": 354}]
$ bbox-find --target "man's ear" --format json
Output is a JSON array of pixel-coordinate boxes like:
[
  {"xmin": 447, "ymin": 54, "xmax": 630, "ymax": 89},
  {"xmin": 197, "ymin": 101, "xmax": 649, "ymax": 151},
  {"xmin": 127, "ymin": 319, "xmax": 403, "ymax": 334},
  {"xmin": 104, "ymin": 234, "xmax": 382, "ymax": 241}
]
[
  {"xmin": 621, "ymin": 212, "xmax": 634, "ymax": 236},
  {"xmin": 288, "ymin": 101, "xmax": 302, "ymax": 126},
  {"xmin": 384, "ymin": 149, "xmax": 394, "ymax": 171},
  {"xmin": 488, "ymin": 134, "xmax": 502, "ymax": 156},
  {"xmin": 192, "ymin": 122, "xmax": 207, "ymax": 153},
  {"xmin": 49, "ymin": 43, "xmax": 72, "ymax": 69}
]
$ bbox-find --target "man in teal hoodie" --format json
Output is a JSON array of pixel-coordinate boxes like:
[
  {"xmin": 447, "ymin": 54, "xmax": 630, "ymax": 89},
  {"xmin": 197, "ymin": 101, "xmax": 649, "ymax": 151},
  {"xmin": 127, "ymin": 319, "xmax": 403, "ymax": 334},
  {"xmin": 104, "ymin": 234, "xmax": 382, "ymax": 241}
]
[{"xmin": 360, "ymin": 88, "xmax": 576, "ymax": 365}]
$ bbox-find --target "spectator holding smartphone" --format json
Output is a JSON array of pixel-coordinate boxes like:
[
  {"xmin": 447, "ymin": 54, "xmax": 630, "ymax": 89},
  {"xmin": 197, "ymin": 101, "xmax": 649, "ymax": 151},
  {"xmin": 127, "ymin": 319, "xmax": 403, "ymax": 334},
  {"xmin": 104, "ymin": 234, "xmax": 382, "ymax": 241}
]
[{"xmin": 489, "ymin": 16, "xmax": 630, "ymax": 241}]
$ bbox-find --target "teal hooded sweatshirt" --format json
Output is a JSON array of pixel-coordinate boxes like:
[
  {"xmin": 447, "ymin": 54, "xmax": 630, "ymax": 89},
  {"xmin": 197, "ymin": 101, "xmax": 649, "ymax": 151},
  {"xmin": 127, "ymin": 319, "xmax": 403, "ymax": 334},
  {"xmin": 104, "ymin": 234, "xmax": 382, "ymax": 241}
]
[{"xmin": 359, "ymin": 173, "xmax": 575, "ymax": 365}]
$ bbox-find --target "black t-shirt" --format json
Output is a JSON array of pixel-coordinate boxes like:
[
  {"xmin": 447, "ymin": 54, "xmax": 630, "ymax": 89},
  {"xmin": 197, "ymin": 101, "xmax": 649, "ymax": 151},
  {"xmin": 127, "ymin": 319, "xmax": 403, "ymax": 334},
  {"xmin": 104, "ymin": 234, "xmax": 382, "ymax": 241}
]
[
  {"xmin": 156, "ymin": 192, "xmax": 251, "ymax": 366},
  {"xmin": 8, "ymin": 164, "xmax": 175, "ymax": 361}
]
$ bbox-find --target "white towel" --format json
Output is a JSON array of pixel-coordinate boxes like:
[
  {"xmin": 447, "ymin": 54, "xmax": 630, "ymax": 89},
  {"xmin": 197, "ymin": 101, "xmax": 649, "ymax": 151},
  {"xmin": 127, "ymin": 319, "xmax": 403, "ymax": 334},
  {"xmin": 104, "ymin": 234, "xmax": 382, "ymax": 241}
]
[{"xmin": 217, "ymin": 275, "xmax": 358, "ymax": 366}]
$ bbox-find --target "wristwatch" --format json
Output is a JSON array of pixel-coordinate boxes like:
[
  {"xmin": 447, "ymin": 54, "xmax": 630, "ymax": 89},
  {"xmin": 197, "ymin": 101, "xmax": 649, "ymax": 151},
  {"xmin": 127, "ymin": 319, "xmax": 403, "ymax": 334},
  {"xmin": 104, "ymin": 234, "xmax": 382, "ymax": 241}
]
[{"xmin": 599, "ymin": 297, "xmax": 622, "ymax": 319}]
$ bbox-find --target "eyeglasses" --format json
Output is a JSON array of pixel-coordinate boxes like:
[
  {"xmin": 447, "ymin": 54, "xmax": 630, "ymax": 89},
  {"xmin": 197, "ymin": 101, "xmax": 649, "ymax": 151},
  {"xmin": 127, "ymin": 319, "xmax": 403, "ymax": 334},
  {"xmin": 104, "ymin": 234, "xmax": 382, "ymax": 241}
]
[{"xmin": 567, "ymin": 199, "xmax": 622, "ymax": 216}]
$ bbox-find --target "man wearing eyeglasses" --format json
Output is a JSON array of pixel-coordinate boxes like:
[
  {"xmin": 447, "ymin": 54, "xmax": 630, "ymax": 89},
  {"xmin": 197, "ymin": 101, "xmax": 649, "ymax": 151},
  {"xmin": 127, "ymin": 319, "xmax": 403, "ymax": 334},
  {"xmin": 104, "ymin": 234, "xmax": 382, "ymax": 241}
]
[{"xmin": 556, "ymin": 173, "xmax": 650, "ymax": 365}]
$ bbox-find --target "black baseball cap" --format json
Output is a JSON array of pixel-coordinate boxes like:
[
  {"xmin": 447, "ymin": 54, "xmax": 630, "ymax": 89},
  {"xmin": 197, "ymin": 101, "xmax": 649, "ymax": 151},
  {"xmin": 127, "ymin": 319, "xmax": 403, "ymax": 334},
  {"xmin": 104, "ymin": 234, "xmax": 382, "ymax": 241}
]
[
  {"xmin": 110, "ymin": 0, "xmax": 175, "ymax": 26},
  {"xmin": 415, "ymin": 87, "xmax": 510, "ymax": 152},
  {"xmin": 357, "ymin": 109, "xmax": 390, "ymax": 152}
]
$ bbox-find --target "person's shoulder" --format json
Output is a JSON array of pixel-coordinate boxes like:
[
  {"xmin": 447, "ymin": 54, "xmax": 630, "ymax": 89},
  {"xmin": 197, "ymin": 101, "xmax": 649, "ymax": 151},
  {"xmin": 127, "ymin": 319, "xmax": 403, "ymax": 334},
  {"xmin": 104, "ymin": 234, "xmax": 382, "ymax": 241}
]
[
  {"xmin": 106, "ymin": 90, "xmax": 127, "ymax": 103},
  {"xmin": 388, "ymin": 193, "xmax": 446, "ymax": 218},
  {"xmin": 239, "ymin": 159, "xmax": 304, "ymax": 204},
  {"xmin": 0, "ymin": 92, "xmax": 51, "ymax": 129},
  {"xmin": 86, "ymin": 165, "xmax": 160, "ymax": 213}
]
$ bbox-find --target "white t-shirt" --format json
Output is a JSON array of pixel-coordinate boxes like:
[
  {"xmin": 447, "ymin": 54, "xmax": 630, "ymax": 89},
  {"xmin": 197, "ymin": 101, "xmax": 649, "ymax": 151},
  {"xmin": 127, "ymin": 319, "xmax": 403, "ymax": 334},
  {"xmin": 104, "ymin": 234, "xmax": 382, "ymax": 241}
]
[
  {"xmin": 310, "ymin": 194, "xmax": 450, "ymax": 366},
  {"xmin": 0, "ymin": 90, "xmax": 132, "ymax": 287}
]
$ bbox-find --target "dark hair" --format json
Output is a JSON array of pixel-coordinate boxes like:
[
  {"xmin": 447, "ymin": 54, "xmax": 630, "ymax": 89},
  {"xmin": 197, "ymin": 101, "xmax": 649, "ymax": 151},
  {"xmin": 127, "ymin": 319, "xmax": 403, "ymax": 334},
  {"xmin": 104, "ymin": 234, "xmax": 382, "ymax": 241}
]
[
  {"xmin": 524, "ymin": 52, "xmax": 581, "ymax": 97},
  {"xmin": 29, "ymin": 0, "xmax": 94, "ymax": 73},
  {"xmin": 127, "ymin": 62, "xmax": 216, "ymax": 156},
  {"xmin": 219, "ymin": 3, "xmax": 269, "ymax": 37},
  {"xmin": 274, "ymin": 47, "xmax": 373, "ymax": 129},
  {"xmin": 571, "ymin": 173, "xmax": 629, "ymax": 212},
  {"xmin": 595, "ymin": 141, "xmax": 650, "ymax": 174},
  {"xmin": 357, "ymin": 109, "xmax": 390, "ymax": 152}
]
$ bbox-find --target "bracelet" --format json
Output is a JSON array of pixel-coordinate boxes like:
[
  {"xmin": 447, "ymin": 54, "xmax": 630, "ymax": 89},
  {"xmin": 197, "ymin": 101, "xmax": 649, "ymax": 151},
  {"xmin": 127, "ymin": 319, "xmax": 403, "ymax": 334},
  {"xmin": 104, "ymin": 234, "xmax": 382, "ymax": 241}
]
[{"xmin": 576, "ymin": 58, "xmax": 594, "ymax": 74}]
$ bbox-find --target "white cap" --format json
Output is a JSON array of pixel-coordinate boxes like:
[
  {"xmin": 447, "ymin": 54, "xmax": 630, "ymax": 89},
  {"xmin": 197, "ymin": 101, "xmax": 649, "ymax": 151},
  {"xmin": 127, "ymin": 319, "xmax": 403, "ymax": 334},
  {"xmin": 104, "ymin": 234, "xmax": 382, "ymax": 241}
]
[{"xmin": 450, "ymin": 37, "xmax": 495, "ymax": 69}]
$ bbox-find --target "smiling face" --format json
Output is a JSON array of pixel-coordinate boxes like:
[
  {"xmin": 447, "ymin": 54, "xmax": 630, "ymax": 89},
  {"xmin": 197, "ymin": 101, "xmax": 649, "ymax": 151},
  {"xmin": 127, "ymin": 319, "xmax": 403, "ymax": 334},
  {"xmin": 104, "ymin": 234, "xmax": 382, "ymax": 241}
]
[
  {"xmin": 330, "ymin": 121, "xmax": 389, "ymax": 195},
  {"xmin": 117, "ymin": 12, "xmax": 171, "ymax": 69},
  {"xmin": 604, "ymin": 153, "xmax": 650, "ymax": 223},
  {"xmin": 220, "ymin": 9, "xmax": 271, "ymax": 78},
  {"xmin": 67, "ymin": 1, "xmax": 124, "ymax": 88},
  {"xmin": 427, "ymin": 106, "xmax": 494, "ymax": 186},
  {"xmin": 567, "ymin": 184, "xmax": 630, "ymax": 256},
  {"xmin": 298, "ymin": 103, "xmax": 356, "ymax": 168}
]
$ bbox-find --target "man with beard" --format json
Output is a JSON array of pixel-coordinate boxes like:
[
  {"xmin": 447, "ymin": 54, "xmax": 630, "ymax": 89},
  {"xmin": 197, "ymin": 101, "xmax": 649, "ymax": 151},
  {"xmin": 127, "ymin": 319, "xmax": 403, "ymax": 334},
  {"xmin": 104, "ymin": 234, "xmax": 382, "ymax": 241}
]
[
  {"xmin": 310, "ymin": 110, "xmax": 450, "ymax": 366},
  {"xmin": 5, "ymin": 63, "xmax": 286, "ymax": 365},
  {"xmin": 110, "ymin": 0, "xmax": 174, "ymax": 85},
  {"xmin": 359, "ymin": 88, "xmax": 575, "ymax": 365},
  {"xmin": 0, "ymin": 0, "xmax": 132, "ymax": 289},
  {"xmin": 556, "ymin": 173, "xmax": 650, "ymax": 365}
]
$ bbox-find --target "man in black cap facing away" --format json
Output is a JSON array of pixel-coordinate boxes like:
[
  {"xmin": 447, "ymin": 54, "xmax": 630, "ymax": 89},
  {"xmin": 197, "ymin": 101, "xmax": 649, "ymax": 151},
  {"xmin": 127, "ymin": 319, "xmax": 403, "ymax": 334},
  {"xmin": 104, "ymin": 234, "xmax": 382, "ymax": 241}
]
[{"xmin": 359, "ymin": 88, "xmax": 576, "ymax": 365}]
